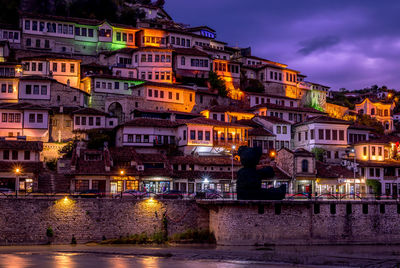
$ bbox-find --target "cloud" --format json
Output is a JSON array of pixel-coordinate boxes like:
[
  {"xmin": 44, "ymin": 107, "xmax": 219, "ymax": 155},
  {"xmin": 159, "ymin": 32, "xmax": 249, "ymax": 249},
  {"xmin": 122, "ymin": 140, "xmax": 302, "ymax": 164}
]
[{"xmin": 297, "ymin": 36, "xmax": 341, "ymax": 55}]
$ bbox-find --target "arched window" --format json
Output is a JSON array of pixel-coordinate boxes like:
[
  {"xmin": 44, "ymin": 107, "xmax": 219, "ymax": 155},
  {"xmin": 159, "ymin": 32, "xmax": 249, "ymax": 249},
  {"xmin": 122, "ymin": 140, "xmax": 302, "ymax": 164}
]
[
  {"xmin": 301, "ymin": 159, "xmax": 309, "ymax": 173},
  {"xmin": 371, "ymin": 108, "xmax": 375, "ymax": 115}
]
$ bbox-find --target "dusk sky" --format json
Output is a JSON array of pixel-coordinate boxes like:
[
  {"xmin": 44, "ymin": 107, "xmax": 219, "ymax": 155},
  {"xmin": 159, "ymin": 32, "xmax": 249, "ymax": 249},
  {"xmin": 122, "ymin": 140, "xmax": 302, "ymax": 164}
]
[{"xmin": 165, "ymin": 0, "xmax": 400, "ymax": 91}]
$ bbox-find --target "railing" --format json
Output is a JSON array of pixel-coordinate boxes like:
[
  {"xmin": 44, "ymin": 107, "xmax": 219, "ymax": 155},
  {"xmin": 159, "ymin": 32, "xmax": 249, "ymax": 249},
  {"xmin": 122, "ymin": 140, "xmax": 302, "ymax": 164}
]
[{"xmin": 213, "ymin": 140, "xmax": 248, "ymax": 147}]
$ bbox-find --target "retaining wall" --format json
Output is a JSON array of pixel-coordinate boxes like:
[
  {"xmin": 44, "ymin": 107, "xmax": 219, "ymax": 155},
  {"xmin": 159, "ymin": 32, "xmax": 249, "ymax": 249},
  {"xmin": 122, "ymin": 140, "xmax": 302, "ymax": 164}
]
[
  {"xmin": 204, "ymin": 200, "xmax": 400, "ymax": 245},
  {"xmin": 0, "ymin": 198, "xmax": 208, "ymax": 245}
]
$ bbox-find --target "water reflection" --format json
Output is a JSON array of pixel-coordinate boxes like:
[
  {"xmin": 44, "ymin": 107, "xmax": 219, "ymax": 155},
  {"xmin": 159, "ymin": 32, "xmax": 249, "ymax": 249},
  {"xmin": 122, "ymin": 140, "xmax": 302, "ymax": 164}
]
[
  {"xmin": 107, "ymin": 256, "xmax": 131, "ymax": 268},
  {"xmin": 53, "ymin": 253, "xmax": 77, "ymax": 268},
  {"xmin": 137, "ymin": 256, "xmax": 160, "ymax": 268},
  {"xmin": 0, "ymin": 254, "xmax": 29, "ymax": 268}
]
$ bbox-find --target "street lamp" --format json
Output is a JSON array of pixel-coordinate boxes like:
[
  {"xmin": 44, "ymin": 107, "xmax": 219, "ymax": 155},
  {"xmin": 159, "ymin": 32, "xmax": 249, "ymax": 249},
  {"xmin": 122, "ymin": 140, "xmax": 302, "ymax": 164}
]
[
  {"xmin": 15, "ymin": 168, "xmax": 21, "ymax": 198},
  {"xmin": 351, "ymin": 148, "xmax": 356, "ymax": 199},
  {"xmin": 120, "ymin": 170, "xmax": 125, "ymax": 176}
]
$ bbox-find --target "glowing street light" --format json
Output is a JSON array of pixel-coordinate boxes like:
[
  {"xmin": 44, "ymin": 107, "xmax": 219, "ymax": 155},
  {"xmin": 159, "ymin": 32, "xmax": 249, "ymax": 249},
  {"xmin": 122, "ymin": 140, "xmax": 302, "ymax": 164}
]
[{"xmin": 119, "ymin": 170, "xmax": 125, "ymax": 176}]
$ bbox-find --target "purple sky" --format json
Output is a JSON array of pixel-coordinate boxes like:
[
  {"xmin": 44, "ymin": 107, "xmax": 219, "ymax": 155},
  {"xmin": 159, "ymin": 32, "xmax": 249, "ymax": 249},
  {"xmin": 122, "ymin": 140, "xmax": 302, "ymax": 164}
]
[{"xmin": 164, "ymin": 0, "xmax": 400, "ymax": 91}]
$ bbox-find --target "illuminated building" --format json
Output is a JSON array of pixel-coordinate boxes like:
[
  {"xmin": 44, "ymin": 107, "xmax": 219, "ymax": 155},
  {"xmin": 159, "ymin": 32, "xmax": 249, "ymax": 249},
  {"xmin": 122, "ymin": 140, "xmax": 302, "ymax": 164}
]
[
  {"xmin": 200, "ymin": 105, "xmax": 254, "ymax": 123},
  {"xmin": 0, "ymin": 102, "xmax": 50, "ymax": 141},
  {"xmin": 354, "ymin": 97, "xmax": 395, "ymax": 133},
  {"xmin": 0, "ymin": 139, "xmax": 43, "ymax": 192},
  {"xmin": 293, "ymin": 115, "xmax": 352, "ymax": 164},
  {"xmin": 20, "ymin": 56, "xmax": 81, "ymax": 88}
]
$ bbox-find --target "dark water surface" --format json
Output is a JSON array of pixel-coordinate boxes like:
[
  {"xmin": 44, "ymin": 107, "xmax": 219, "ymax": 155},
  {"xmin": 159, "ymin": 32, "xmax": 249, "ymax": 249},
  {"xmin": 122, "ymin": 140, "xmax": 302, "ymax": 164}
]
[{"xmin": 0, "ymin": 244, "xmax": 398, "ymax": 267}]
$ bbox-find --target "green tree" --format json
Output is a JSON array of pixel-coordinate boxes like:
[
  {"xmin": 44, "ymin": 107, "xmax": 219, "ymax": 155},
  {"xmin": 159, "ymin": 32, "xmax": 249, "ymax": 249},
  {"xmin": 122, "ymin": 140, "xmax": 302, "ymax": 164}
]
[
  {"xmin": 59, "ymin": 141, "xmax": 75, "ymax": 158},
  {"xmin": 208, "ymin": 71, "xmax": 228, "ymax": 97},
  {"xmin": 356, "ymin": 115, "xmax": 384, "ymax": 135},
  {"xmin": 311, "ymin": 147, "xmax": 325, "ymax": 162}
]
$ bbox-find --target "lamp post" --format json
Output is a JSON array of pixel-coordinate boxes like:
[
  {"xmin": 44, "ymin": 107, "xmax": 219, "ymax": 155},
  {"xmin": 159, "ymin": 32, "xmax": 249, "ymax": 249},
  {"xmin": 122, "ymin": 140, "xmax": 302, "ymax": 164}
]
[
  {"xmin": 15, "ymin": 168, "xmax": 21, "ymax": 198},
  {"xmin": 351, "ymin": 148, "xmax": 356, "ymax": 200},
  {"xmin": 119, "ymin": 170, "xmax": 125, "ymax": 197}
]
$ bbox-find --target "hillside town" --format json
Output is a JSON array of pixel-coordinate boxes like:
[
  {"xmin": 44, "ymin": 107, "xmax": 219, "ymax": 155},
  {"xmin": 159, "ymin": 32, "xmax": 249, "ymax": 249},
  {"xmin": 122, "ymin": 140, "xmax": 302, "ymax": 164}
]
[{"xmin": 0, "ymin": 2, "xmax": 399, "ymax": 199}]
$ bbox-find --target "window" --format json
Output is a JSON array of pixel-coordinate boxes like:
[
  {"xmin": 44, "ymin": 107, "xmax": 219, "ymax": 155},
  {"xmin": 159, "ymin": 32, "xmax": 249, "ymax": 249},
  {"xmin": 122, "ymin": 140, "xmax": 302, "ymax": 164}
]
[
  {"xmin": 38, "ymin": 63, "xmax": 43, "ymax": 72},
  {"xmin": 61, "ymin": 63, "xmax": 66, "ymax": 72},
  {"xmin": 369, "ymin": 168, "xmax": 374, "ymax": 177},
  {"xmin": 277, "ymin": 126, "xmax": 281, "ymax": 134},
  {"xmin": 12, "ymin": 150, "xmax": 18, "ymax": 160},
  {"xmin": 44, "ymin": 40, "xmax": 49, "ymax": 48},
  {"xmin": 88, "ymin": 117, "xmax": 94, "ymax": 126},
  {"xmin": 376, "ymin": 168, "xmax": 381, "ymax": 177},
  {"xmin": 114, "ymin": 82, "xmax": 119, "ymax": 89},
  {"xmin": 205, "ymin": 131, "xmax": 210, "ymax": 141},
  {"xmin": 128, "ymin": 33, "xmax": 133, "ymax": 42},
  {"xmin": 116, "ymin": 32, "xmax": 121, "ymax": 41},
  {"xmin": 148, "ymin": 89, "xmax": 152, "ymax": 97},
  {"xmin": 24, "ymin": 151, "xmax": 30, "ymax": 160},
  {"xmin": 181, "ymin": 56, "xmax": 185, "ymax": 65},
  {"xmin": 37, "ymin": 114, "xmax": 43, "ymax": 123},
  {"xmin": 198, "ymin": 131, "xmax": 203, "ymax": 140},
  {"xmin": 332, "ymin": 130, "xmax": 338, "ymax": 140},
  {"xmin": 318, "ymin": 129, "xmax": 324, "ymax": 140},
  {"xmin": 41, "ymin": 85, "xmax": 47, "ymax": 95},
  {"xmin": 190, "ymin": 130, "xmax": 196, "ymax": 140},
  {"xmin": 81, "ymin": 117, "xmax": 86, "ymax": 125},
  {"xmin": 183, "ymin": 130, "xmax": 187, "ymax": 140},
  {"xmin": 25, "ymin": 20, "xmax": 30, "ymax": 30},
  {"xmin": 75, "ymin": 116, "xmax": 80, "ymax": 125},
  {"xmin": 35, "ymin": 39, "xmax": 40, "ymax": 48},
  {"xmin": 123, "ymin": 33, "xmax": 127, "ymax": 42},
  {"xmin": 325, "ymin": 129, "xmax": 331, "ymax": 140},
  {"xmin": 52, "ymin": 63, "xmax": 57, "ymax": 72},
  {"xmin": 33, "ymin": 85, "xmax": 39, "ymax": 94},
  {"xmin": 378, "ymin": 147, "xmax": 382, "ymax": 156},
  {"xmin": 7, "ymin": 85, "xmax": 12, "ymax": 93},
  {"xmin": 147, "ymin": 54, "xmax": 152, "ymax": 62},
  {"xmin": 88, "ymin": 29, "xmax": 94, "ymax": 37},
  {"xmin": 3, "ymin": 150, "xmax": 9, "ymax": 160},
  {"xmin": 136, "ymin": 135, "xmax": 141, "ymax": 143},
  {"xmin": 372, "ymin": 146, "xmax": 376, "ymax": 156},
  {"xmin": 363, "ymin": 146, "xmax": 367, "ymax": 156},
  {"xmin": 176, "ymin": 93, "xmax": 180, "ymax": 100},
  {"xmin": 168, "ymin": 92, "xmax": 172, "ymax": 99},
  {"xmin": 298, "ymin": 132, "xmax": 301, "ymax": 141},
  {"xmin": 301, "ymin": 159, "xmax": 308, "ymax": 173},
  {"xmin": 339, "ymin": 130, "xmax": 344, "ymax": 140},
  {"xmin": 70, "ymin": 64, "xmax": 75, "ymax": 73},
  {"xmin": 31, "ymin": 62, "xmax": 36, "ymax": 71}
]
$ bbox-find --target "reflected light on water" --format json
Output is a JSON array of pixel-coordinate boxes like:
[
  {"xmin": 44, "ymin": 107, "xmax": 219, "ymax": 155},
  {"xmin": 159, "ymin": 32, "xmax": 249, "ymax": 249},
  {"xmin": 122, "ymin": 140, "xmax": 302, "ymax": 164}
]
[
  {"xmin": 54, "ymin": 253, "xmax": 76, "ymax": 268},
  {"xmin": 0, "ymin": 254, "xmax": 29, "ymax": 268},
  {"xmin": 107, "ymin": 256, "xmax": 130, "ymax": 268},
  {"xmin": 138, "ymin": 257, "xmax": 160, "ymax": 268}
]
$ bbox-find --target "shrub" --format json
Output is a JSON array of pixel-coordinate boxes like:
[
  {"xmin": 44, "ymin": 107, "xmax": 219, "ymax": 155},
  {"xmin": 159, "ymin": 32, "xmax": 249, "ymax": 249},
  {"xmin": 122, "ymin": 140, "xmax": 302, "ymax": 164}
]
[{"xmin": 46, "ymin": 227, "xmax": 54, "ymax": 238}]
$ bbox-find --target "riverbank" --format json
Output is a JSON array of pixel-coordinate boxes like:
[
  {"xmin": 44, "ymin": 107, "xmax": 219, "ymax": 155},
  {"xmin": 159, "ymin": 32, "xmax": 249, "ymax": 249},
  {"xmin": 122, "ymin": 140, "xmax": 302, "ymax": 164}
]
[{"xmin": 0, "ymin": 244, "xmax": 399, "ymax": 267}]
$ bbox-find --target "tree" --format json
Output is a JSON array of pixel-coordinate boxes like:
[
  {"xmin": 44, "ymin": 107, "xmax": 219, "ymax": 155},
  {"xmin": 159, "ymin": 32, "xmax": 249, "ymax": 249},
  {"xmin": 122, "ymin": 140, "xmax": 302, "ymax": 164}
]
[
  {"xmin": 311, "ymin": 147, "xmax": 325, "ymax": 162},
  {"xmin": 59, "ymin": 141, "xmax": 75, "ymax": 158},
  {"xmin": 356, "ymin": 115, "xmax": 384, "ymax": 135},
  {"xmin": 208, "ymin": 71, "xmax": 228, "ymax": 97}
]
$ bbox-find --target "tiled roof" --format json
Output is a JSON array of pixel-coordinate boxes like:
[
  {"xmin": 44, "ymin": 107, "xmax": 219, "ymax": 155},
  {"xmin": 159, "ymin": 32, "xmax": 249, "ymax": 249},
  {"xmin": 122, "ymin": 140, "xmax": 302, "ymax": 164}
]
[
  {"xmin": 72, "ymin": 108, "xmax": 109, "ymax": 116},
  {"xmin": 207, "ymin": 105, "xmax": 252, "ymax": 113},
  {"xmin": 131, "ymin": 109, "xmax": 201, "ymax": 117},
  {"xmin": 316, "ymin": 161, "xmax": 354, "ymax": 178},
  {"xmin": 19, "ymin": 55, "xmax": 80, "ymax": 61},
  {"xmin": 173, "ymin": 47, "xmax": 209, "ymax": 57},
  {"xmin": 257, "ymin": 116, "xmax": 291, "ymax": 125},
  {"xmin": 354, "ymin": 135, "xmax": 400, "ymax": 145},
  {"xmin": 0, "ymin": 140, "xmax": 43, "ymax": 151},
  {"xmin": 348, "ymin": 123, "xmax": 375, "ymax": 131},
  {"xmin": 273, "ymin": 166, "xmax": 291, "ymax": 181},
  {"xmin": 294, "ymin": 115, "xmax": 351, "ymax": 126},
  {"xmin": 19, "ymin": 75, "xmax": 55, "ymax": 81},
  {"xmin": 248, "ymin": 127, "xmax": 274, "ymax": 136},
  {"xmin": 121, "ymin": 118, "xmax": 181, "ymax": 128},
  {"xmin": 356, "ymin": 160, "xmax": 400, "ymax": 168},
  {"xmin": 169, "ymin": 155, "xmax": 241, "ymax": 166},
  {"xmin": 250, "ymin": 103, "xmax": 326, "ymax": 114},
  {"xmin": 130, "ymin": 81, "xmax": 195, "ymax": 90},
  {"xmin": 246, "ymin": 92, "xmax": 299, "ymax": 100},
  {"xmin": 0, "ymin": 161, "xmax": 43, "ymax": 173},
  {"xmin": 293, "ymin": 148, "xmax": 314, "ymax": 157},
  {"xmin": 0, "ymin": 102, "xmax": 50, "ymax": 111},
  {"xmin": 86, "ymin": 74, "xmax": 145, "ymax": 82}
]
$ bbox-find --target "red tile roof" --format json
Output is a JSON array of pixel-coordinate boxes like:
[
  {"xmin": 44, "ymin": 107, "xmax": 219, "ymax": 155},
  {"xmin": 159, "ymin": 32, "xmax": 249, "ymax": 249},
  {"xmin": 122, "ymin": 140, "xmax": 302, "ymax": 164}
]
[
  {"xmin": 72, "ymin": 108, "xmax": 109, "ymax": 116},
  {"xmin": 0, "ymin": 140, "xmax": 43, "ymax": 151},
  {"xmin": 294, "ymin": 115, "xmax": 351, "ymax": 126},
  {"xmin": 316, "ymin": 161, "xmax": 354, "ymax": 178},
  {"xmin": 169, "ymin": 155, "xmax": 241, "ymax": 166},
  {"xmin": 250, "ymin": 103, "xmax": 326, "ymax": 114},
  {"xmin": 257, "ymin": 116, "xmax": 291, "ymax": 125},
  {"xmin": 121, "ymin": 118, "xmax": 182, "ymax": 128}
]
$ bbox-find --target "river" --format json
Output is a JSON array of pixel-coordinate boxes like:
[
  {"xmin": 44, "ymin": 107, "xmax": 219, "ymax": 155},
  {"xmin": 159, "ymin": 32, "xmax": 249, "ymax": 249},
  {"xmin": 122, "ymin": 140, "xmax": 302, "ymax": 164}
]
[{"xmin": 0, "ymin": 244, "xmax": 398, "ymax": 267}]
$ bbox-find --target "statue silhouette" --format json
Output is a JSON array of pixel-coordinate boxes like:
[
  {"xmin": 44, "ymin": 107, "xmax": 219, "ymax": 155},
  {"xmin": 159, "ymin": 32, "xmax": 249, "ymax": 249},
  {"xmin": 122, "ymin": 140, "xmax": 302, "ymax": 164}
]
[{"xmin": 236, "ymin": 146, "xmax": 286, "ymax": 200}]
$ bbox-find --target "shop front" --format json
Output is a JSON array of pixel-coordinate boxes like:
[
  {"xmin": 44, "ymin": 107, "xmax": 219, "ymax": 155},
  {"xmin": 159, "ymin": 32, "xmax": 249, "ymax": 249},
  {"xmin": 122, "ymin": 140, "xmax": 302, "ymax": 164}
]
[
  {"xmin": 110, "ymin": 176, "xmax": 139, "ymax": 194},
  {"xmin": 141, "ymin": 177, "xmax": 171, "ymax": 193},
  {"xmin": 295, "ymin": 179, "xmax": 315, "ymax": 195},
  {"xmin": 0, "ymin": 176, "xmax": 34, "ymax": 192}
]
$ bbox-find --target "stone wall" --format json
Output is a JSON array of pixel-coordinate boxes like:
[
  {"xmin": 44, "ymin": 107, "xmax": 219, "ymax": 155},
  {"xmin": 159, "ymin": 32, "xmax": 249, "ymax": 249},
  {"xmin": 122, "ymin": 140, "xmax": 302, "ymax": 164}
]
[
  {"xmin": 0, "ymin": 198, "xmax": 208, "ymax": 245},
  {"xmin": 206, "ymin": 200, "xmax": 400, "ymax": 245}
]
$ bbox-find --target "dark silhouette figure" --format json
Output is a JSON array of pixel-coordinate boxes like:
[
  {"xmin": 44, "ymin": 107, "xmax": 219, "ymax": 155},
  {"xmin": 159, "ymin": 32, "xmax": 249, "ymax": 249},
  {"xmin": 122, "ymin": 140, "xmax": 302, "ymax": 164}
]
[{"xmin": 236, "ymin": 147, "xmax": 286, "ymax": 200}]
